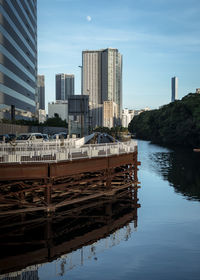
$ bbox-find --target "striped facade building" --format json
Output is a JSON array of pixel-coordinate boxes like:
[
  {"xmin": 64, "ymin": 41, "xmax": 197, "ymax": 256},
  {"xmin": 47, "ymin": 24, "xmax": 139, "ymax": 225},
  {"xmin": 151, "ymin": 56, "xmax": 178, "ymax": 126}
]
[
  {"xmin": 0, "ymin": 0, "xmax": 37, "ymax": 120},
  {"xmin": 82, "ymin": 48, "xmax": 122, "ymax": 128},
  {"xmin": 55, "ymin": 73, "xmax": 74, "ymax": 101}
]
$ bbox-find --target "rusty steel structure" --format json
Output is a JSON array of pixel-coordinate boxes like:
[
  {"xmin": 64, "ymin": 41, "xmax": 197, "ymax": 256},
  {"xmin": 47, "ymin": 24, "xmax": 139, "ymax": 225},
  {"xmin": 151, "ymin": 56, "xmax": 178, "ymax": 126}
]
[
  {"xmin": 0, "ymin": 141, "xmax": 141, "ymax": 277},
  {"xmin": 0, "ymin": 147, "xmax": 140, "ymax": 216}
]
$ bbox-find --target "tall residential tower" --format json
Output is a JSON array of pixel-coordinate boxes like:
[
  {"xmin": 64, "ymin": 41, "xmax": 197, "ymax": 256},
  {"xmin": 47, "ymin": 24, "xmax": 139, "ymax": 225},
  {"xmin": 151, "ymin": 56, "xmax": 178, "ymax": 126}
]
[
  {"xmin": 55, "ymin": 73, "xmax": 74, "ymax": 101},
  {"xmin": 171, "ymin": 76, "xmax": 178, "ymax": 102},
  {"xmin": 0, "ymin": 0, "xmax": 37, "ymax": 120},
  {"xmin": 82, "ymin": 48, "xmax": 122, "ymax": 128}
]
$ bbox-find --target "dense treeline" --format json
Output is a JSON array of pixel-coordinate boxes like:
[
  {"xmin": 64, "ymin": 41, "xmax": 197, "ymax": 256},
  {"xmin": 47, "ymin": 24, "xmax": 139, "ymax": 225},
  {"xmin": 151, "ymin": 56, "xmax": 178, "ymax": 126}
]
[
  {"xmin": 93, "ymin": 126, "xmax": 129, "ymax": 140},
  {"xmin": 1, "ymin": 114, "xmax": 68, "ymax": 128},
  {"xmin": 128, "ymin": 93, "xmax": 200, "ymax": 147}
]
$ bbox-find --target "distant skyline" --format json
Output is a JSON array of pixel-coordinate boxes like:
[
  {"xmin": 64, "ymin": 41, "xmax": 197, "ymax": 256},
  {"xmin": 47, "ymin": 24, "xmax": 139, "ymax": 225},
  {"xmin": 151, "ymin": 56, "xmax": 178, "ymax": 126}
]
[{"xmin": 38, "ymin": 0, "xmax": 200, "ymax": 110}]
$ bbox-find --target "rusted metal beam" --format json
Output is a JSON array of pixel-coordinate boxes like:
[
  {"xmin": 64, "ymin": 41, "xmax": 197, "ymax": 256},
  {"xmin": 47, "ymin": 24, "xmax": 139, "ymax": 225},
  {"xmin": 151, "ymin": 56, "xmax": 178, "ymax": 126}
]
[{"xmin": 0, "ymin": 163, "xmax": 49, "ymax": 181}]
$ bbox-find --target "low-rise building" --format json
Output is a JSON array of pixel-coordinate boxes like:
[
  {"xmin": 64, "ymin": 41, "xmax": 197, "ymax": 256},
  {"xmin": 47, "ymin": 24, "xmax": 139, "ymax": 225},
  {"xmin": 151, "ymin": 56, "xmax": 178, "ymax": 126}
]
[
  {"xmin": 68, "ymin": 95, "xmax": 89, "ymax": 137},
  {"xmin": 122, "ymin": 109, "xmax": 134, "ymax": 127},
  {"xmin": 48, "ymin": 100, "xmax": 68, "ymax": 121}
]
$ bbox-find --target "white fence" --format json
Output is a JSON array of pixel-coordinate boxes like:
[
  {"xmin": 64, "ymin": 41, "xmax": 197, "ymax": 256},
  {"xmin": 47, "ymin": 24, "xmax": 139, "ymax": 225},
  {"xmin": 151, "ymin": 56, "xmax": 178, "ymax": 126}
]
[{"xmin": 0, "ymin": 140, "xmax": 137, "ymax": 164}]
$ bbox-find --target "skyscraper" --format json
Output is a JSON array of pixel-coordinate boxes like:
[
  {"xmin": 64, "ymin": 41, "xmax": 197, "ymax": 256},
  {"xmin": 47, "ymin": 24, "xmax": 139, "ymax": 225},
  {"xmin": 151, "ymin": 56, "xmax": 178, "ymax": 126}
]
[
  {"xmin": 37, "ymin": 75, "xmax": 45, "ymax": 110},
  {"xmin": 171, "ymin": 77, "xmax": 178, "ymax": 102},
  {"xmin": 0, "ymin": 0, "xmax": 37, "ymax": 120},
  {"xmin": 55, "ymin": 74, "xmax": 74, "ymax": 101},
  {"xmin": 82, "ymin": 50, "xmax": 102, "ymax": 104},
  {"xmin": 82, "ymin": 48, "xmax": 122, "ymax": 128},
  {"xmin": 101, "ymin": 48, "xmax": 122, "ymax": 120}
]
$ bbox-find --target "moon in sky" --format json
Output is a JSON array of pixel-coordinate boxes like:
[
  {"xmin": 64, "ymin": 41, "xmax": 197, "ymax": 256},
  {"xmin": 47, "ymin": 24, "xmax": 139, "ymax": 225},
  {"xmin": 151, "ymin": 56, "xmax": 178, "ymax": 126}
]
[{"xmin": 86, "ymin": 16, "xmax": 92, "ymax": 22}]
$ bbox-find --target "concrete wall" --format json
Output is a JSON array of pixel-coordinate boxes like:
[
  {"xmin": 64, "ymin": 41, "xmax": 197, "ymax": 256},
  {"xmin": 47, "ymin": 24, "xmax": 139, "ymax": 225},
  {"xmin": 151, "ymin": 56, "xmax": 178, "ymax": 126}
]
[{"xmin": 0, "ymin": 123, "xmax": 67, "ymax": 135}]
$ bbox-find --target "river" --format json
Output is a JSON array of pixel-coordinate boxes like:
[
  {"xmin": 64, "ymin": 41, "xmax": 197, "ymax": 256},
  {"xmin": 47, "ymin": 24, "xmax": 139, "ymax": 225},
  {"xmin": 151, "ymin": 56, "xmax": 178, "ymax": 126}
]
[{"xmin": 1, "ymin": 140, "xmax": 200, "ymax": 280}]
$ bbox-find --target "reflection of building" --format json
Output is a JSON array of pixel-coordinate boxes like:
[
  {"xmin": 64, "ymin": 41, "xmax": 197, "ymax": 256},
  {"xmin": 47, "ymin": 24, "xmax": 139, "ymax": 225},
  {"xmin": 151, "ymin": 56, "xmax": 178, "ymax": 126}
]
[
  {"xmin": 37, "ymin": 75, "xmax": 45, "ymax": 110},
  {"xmin": 82, "ymin": 48, "xmax": 122, "ymax": 128},
  {"xmin": 68, "ymin": 95, "xmax": 89, "ymax": 137},
  {"xmin": 0, "ymin": 0, "xmax": 37, "ymax": 120},
  {"xmin": 171, "ymin": 76, "xmax": 178, "ymax": 102},
  {"xmin": 56, "ymin": 74, "xmax": 74, "ymax": 101},
  {"xmin": 48, "ymin": 100, "xmax": 68, "ymax": 121},
  {"xmin": 103, "ymin": 101, "xmax": 118, "ymax": 128}
]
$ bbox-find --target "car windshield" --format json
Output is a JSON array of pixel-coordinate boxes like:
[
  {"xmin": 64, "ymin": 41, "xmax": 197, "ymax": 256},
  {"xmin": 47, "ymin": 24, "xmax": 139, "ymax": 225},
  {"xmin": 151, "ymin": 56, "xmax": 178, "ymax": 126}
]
[{"xmin": 16, "ymin": 134, "xmax": 30, "ymax": 140}]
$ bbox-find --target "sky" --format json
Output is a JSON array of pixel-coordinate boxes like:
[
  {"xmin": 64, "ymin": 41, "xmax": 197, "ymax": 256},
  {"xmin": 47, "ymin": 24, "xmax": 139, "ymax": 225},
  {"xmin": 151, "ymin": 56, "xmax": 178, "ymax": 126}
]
[{"xmin": 37, "ymin": 0, "xmax": 200, "ymax": 110}]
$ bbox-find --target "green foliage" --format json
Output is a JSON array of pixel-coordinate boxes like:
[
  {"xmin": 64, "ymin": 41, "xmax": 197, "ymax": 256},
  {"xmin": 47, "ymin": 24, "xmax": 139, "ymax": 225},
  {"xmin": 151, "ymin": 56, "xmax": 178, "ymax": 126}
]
[
  {"xmin": 128, "ymin": 93, "xmax": 200, "ymax": 147},
  {"xmin": 43, "ymin": 115, "xmax": 68, "ymax": 128},
  {"xmin": 1, "ymin": 115, "xmax": 68, "ymax": 128},
  {"xmin": 1, "ymin": 118, "xmax": 40, "ymax": 126},
  {"xmin": 94, "ymin": 126, "xmax": 129, "ymax": 139}
]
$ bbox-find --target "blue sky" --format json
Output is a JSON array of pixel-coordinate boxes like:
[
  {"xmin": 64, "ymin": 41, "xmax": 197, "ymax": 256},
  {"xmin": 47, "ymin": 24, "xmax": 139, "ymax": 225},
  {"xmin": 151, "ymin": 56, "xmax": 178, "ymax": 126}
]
[{"xmin": 38, "ymin": 0, "xmax": 200, "ymax": 110}]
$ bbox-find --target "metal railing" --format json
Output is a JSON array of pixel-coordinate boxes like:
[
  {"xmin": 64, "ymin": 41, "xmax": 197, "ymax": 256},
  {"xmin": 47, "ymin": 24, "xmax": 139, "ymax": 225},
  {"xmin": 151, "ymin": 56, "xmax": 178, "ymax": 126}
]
[{"xmin": 0, "ymin": 140, "xmax": 137, "ymax": 164}]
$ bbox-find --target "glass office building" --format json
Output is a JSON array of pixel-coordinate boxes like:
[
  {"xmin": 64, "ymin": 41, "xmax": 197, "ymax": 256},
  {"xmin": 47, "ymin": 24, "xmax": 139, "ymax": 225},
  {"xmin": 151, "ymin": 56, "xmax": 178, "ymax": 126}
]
[{"xmin": 0, "ymin": 0, "xmax": 37, "ymax": 120}]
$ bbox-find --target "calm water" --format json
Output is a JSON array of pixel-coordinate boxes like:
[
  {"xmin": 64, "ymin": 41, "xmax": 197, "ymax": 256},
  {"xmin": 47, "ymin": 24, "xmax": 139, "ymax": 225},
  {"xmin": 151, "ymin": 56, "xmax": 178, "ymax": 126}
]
[{"xmin": 1, "ymin": 140, "xmax": 200, "ymax": 280}]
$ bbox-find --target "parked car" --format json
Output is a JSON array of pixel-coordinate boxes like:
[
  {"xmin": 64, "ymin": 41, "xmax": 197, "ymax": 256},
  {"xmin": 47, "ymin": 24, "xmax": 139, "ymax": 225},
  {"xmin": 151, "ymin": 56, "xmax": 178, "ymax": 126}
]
[
  {"xmin": 8, "ymin": 133, "xmax": 16, "ymax": 141},
  {"xmin": 52, "ymin": 132, "xmax": 68, "ymax": 140},
  {"xmin": 16, "ymin": 133, "xmax": 44, "ymax": 142},
  {"xmin": 42, "ymin": 134, "xmax": 49, "ymax": 141}
]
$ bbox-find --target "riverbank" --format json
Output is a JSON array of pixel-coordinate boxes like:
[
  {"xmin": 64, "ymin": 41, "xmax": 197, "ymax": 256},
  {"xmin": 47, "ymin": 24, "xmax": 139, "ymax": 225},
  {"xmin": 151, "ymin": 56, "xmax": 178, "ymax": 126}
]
[{"xmin": 128, "ymin": 93, "xmax": 200, "ymax": 149}]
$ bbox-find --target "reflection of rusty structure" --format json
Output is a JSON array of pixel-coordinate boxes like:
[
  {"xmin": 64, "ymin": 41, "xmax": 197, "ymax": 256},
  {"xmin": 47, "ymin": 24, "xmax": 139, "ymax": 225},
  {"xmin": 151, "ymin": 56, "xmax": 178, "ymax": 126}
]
[
  {"xmin": 0, "ymin": 150, "xmax": 140, "ymax": 215},
  {"xmin": 0, "ymin": 186, "xmax": 140, "ymax": 276}
]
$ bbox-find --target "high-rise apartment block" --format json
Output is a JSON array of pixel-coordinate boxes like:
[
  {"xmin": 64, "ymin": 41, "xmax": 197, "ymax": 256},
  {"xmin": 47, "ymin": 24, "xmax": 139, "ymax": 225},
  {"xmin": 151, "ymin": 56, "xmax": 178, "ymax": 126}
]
[
  {"xmin": 171, "ymin": 77, "xmax": 178, "ymax": 102},
  {"xmin": 0, "ymin": 0, "xmax": 37, "ymax": 120},
  {"xmin": 37, "ymin": 75, "xmax": 45, "ymax": 110},
  {"xmin": 56, "ymin": 74, "xmax": 74, "ymax": 101},
  {"xmin": 82, "ymin": 48, "xmax": 122, "ymax": 128}
]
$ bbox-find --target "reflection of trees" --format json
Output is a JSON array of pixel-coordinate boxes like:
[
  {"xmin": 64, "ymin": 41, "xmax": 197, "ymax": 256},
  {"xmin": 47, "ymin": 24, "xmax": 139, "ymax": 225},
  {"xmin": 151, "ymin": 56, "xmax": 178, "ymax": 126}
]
[{"xmin": 150, "ymin": 150, "xmax": 200, "ymax": 201}]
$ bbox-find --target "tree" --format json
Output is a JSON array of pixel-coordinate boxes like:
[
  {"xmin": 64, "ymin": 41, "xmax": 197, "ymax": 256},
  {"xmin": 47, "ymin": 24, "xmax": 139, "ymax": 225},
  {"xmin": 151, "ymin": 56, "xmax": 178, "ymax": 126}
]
[
  {"xmin": 128, "ymin": 93, "xmax": 200, "ymax": 148},
  {"xmin": 44, "ymin": 115, "xmax": 68, "ymax": 128}
]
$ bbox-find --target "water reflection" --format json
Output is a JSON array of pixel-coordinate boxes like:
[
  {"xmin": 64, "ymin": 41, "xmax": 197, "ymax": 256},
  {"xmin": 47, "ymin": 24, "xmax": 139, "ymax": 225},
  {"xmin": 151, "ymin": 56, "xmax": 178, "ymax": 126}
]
[
  {"xmin": 0, "ymin": 188, "xmax": 140, "ymax": 279},
  {"xmin": 149, "ymin": 148, "xmax": 200, "ymax": 200}
]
